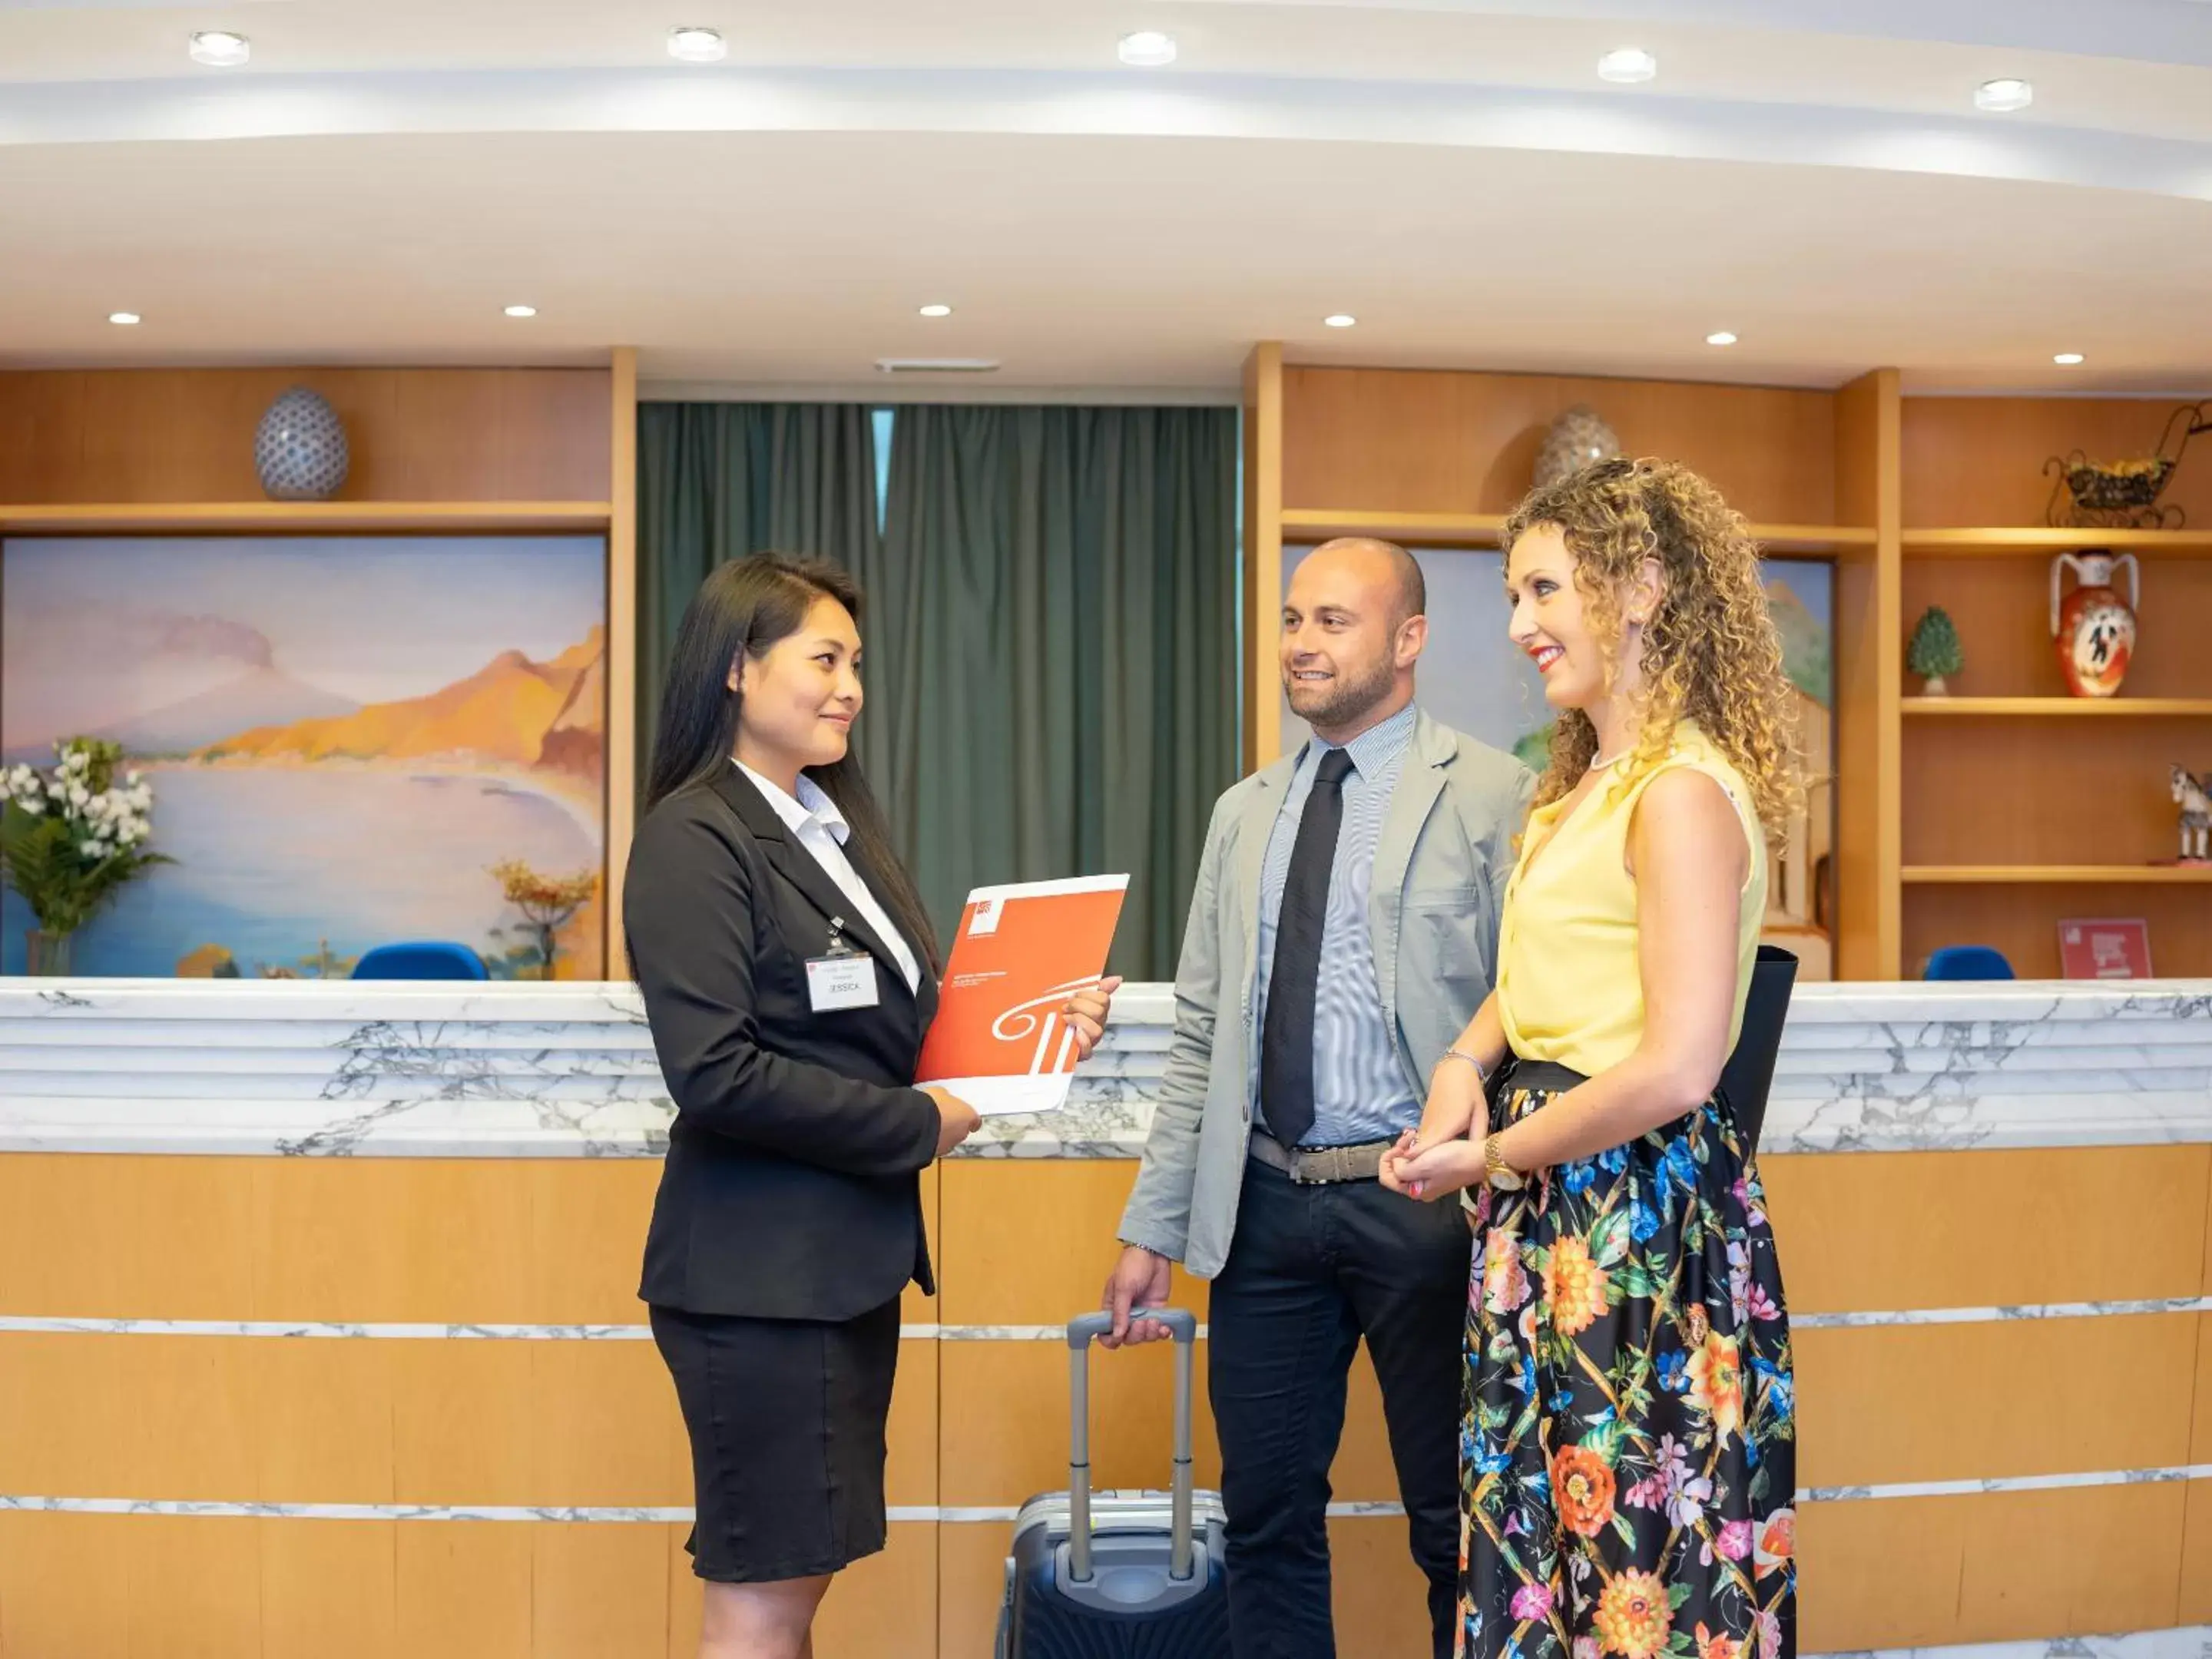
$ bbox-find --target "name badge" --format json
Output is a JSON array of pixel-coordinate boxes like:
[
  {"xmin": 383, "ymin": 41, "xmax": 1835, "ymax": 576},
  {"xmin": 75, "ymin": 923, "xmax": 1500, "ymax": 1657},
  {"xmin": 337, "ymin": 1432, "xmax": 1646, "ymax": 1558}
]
[{"xmin": 806, "ymin": 953, "xmax": 879, "ymax": 1013}]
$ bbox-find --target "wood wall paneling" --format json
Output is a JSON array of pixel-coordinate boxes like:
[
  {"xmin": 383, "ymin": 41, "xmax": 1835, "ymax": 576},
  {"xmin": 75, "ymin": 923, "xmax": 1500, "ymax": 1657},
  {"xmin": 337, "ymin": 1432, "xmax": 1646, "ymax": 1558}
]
[
  {"xmin": 1829, "ymin": 369, "xmax": 1903, "ymax": 979},
  {"xmin": 1901, "ymin": 884, "xmax": 2212, "ymax": 979},
  {"xmin": 1901, "ymin": 396, "xmax": 2212, "ymax": 529},
  {"xmin": 1902, "ymin": 717, "xmax": 2212, "ymax": 867},
  {"xmin": 0, "ymin": 368, "xmax": 612, "ymax": 504},
  {"xmin": 1243, "ymin": 343, "xmax": 1286, "ymax": 770},
  {"xmin": 605, "ymin": 347, "xmax": 639, "ymax": 968},
  {"xmin": 1278, "ymin": 366, "xmax": 1840, "ymax": 525}
]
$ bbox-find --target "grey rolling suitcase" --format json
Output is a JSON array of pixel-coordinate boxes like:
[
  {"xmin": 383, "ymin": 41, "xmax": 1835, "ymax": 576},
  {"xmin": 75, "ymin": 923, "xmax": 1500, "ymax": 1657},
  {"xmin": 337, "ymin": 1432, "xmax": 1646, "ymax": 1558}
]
[{"xmin": 995, "ymin": 1308, "xmax": 1231, "ymax": 1658}]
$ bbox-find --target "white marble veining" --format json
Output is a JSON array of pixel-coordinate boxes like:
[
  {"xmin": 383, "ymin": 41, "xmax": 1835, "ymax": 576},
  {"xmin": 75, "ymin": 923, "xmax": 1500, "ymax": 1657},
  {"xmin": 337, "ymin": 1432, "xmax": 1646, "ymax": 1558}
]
[
  {"xmin": 15, "ymin": 1295, "xmax": 2210, "ymax": 1341},
  {"xmin": 1812, "ymin": 1629, "xmax": 2212, "ymax": 1659},
  {"xmin": 2, "ymin": 977, "xmax": 2207, "ymax": 1157}
]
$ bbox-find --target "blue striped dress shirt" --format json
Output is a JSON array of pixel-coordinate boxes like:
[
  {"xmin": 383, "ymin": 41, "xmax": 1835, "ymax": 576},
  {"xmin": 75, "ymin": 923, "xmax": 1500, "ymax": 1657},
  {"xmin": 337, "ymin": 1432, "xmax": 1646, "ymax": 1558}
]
[{"xmin": 1251, "ymin": 704, "xmax": 1421, "ymax": 1146}]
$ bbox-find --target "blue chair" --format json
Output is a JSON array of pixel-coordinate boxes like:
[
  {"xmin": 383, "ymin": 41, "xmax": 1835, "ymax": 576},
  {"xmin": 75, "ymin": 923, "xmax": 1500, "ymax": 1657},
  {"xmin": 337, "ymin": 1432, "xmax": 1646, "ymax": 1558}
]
[
  {"xmin": 1923, "ymin": 945, "xmax": 2015, "ymax": 982},
  {"xmin": 351, "ymin": 942, "xmax": 489, "ymax": 981}
]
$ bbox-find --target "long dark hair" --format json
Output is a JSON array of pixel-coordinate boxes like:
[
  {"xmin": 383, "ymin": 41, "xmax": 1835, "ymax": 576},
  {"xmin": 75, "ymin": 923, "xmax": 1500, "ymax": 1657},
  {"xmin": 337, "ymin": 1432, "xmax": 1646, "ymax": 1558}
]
[{"xmin": 643, "ymin": 555, "xmax": 940, "ymax": 970}]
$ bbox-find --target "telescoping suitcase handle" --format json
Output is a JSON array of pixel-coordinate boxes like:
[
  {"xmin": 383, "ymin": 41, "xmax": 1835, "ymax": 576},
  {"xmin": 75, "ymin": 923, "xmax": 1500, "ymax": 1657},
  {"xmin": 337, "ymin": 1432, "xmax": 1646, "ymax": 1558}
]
[{"xmin": 1063, "ymin": 1308, "xmax": 1198, "ymax": 1586}]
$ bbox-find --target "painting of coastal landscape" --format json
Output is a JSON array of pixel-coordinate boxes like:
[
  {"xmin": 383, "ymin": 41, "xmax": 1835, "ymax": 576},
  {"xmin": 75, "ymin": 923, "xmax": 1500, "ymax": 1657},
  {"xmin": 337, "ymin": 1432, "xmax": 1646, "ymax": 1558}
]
[
  {"xmin": 1281, "ymin": 544, "xmax": 1836, "ymax": 966},
  {"xmin": 0, "ymin": 535, "xmax": 605, "ymax": 978}
]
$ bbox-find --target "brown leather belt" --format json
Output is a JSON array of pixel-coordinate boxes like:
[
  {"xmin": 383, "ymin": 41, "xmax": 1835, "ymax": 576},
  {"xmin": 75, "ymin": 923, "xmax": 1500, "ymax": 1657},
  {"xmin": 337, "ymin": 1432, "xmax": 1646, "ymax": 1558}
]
[{"xmin": 1248, "ymin": 1128, "xmax": 1395, "ymax": 1185}]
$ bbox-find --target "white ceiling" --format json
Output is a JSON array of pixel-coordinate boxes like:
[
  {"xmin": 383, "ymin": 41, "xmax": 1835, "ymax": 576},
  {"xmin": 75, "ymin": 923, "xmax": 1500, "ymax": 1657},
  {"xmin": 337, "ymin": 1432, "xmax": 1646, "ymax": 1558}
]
[{"xmin": 2, "ymin": 0, "xmax": 2209, "ymax": 393}]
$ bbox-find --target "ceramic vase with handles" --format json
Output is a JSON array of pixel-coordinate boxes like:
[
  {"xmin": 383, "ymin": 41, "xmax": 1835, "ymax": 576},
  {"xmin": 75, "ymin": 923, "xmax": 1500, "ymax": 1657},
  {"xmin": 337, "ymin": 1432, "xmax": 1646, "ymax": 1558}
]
[{"xmin": 2050, "ymin": 550, "xmax": 2139, "ymax": 698}]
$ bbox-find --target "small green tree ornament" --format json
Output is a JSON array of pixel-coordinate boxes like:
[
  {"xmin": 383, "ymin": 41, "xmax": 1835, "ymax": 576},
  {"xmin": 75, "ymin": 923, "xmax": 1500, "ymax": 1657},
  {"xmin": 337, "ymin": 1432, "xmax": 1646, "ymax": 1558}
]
[{"xmin": 1909, "ymin": 605, "xmax": 1964, "ymax": 695}]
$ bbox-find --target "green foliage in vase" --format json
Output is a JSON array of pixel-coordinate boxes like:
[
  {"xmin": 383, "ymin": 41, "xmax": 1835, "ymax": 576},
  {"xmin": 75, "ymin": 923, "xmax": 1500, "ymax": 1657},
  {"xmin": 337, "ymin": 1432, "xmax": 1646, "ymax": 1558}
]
[{"xmin": 1, "ymin": 738, "xmax": 175, "ymax": 936}]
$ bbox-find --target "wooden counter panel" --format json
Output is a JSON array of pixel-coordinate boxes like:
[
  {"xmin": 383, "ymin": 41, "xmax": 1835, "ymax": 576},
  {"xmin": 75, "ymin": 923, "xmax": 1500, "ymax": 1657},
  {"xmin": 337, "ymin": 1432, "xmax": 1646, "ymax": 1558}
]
[
  {"xmin": 1800, "ymin": 1482, "xmax": 2187, "ymax": 1650},
  {"xmin": 0, "ymin": 1154, "xmax": 940, "ymax": 1328},
  {"xmin": 1795, "ymin": 1315, "xmax": 2202, "ymax": 1488},
  {"xmin": 939, "ymin": 1338, "xmax": 1406, "ymax": 1511},
  {"xmin": 0, "ymin": 1333, "xmax": 935, "ymax": 1508},
  {"xmin": 938, "ymin": 1159, "xmax": 1210, "ymax": 1325},
  {"xmin": 2181, "ymin": 1482, "xmax": 2212, "ymax": 1625},
  {"xmin": 1760, "ymin": 1146, "xmax": 2210, "ymax": 1311}
]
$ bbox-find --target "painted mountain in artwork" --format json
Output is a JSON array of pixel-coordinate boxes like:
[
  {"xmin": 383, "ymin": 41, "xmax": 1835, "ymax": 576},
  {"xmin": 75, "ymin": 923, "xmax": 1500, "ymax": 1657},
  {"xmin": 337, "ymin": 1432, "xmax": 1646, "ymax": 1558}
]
[
  {"xmin": 199, "ymin": 626, "xmax": 605, "ymax": 776},
  {"xmin": 98, "ymin": 668, "xmax": 361, "ymax": 757}
]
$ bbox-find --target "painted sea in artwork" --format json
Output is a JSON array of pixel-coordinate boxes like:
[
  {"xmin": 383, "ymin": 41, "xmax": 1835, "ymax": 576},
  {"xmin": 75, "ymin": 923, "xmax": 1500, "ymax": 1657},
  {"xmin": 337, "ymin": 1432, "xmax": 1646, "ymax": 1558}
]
[{"xmin": 1, "ymin": 535, "xmax": 606, "ymax": 978}]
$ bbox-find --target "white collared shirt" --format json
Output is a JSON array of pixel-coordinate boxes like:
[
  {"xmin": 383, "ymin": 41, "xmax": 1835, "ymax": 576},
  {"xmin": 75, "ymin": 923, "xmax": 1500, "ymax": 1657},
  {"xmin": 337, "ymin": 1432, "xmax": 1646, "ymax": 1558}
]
[{"xmin": 735, "ymin": 761, "xmax": 922, "ymax": 994}]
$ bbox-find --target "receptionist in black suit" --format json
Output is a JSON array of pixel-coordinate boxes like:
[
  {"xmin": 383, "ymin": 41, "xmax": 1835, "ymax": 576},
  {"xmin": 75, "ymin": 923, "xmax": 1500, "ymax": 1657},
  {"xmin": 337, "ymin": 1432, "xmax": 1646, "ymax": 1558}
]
[{"xmin": 625, "ymin": 555, "xmax": 1118, "ymax": 1659}]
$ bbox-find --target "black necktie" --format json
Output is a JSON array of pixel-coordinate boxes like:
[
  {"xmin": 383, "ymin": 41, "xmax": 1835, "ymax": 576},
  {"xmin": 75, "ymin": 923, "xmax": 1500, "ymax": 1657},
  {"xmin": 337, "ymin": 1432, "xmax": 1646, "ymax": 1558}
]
[{"xmin": 1260, "ymin": 747, "xmax": 1355, "ymax": 1147}]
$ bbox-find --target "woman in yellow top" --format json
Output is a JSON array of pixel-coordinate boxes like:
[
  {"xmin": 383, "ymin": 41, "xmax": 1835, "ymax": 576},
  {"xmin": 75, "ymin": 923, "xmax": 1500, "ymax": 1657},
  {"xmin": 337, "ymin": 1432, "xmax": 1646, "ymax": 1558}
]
[{"xmin": 1382, "ymin": 459, "xmax": 1799, "ymax": 1659}]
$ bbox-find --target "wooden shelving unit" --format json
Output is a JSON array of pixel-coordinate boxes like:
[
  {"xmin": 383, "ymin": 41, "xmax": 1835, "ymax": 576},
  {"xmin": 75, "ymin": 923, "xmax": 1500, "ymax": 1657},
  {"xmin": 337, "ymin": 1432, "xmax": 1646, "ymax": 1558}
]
[
  {"xmin": 0, "ymin": 501, "xmax": 613, "ymax": 534},
  {"xmin": 1242, "ymin": 365, "xmax": 2212, "ymax": 980},
  {"xmin": 1903, "ymin": 697, "xmax": 2212, "ymax": 717},
  {"xmin": 1903, "ymin": 526, "xmax": 2212, "ymax": 554},
  {"xmin": 1894, "ymin": 396, "xmax": 2212, "ymax": 980},
  {"xmin": 1280, "ymin": 508, "xmax": 1876, "ymax": 555},
  {"xmin": 1903, "ymin": 865, "xmax": 2212, "ymax": 884}
]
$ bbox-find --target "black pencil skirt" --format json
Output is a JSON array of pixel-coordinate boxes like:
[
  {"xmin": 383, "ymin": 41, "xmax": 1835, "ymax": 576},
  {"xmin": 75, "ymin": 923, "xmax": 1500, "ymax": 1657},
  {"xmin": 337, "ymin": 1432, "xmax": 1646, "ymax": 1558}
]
[{"xmin": 650, "ymin": 1296, "xmax": 902, "ymax": 1584}]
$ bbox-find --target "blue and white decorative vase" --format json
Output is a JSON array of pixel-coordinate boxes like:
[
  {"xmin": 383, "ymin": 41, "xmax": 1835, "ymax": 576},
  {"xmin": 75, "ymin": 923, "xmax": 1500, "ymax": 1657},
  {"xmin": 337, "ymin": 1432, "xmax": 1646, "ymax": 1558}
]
[{"xmin": 253, "ymin": 386, "xmax": 349, "ymax": 500}]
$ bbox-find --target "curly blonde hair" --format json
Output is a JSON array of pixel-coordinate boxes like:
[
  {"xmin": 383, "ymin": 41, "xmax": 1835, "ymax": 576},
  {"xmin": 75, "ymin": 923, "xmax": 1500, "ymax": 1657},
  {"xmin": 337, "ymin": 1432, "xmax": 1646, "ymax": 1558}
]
[{"xmin": 1502, "ymin": 456, "xmax": 1803, "ymax": 839}]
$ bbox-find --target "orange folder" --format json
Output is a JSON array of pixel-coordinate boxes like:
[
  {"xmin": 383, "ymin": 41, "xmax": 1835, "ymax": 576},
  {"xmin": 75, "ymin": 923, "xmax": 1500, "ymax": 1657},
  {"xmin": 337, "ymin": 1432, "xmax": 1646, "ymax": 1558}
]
[{"xmin": 916, "ymin": 874, "xmax": 1128, "ymax": 1115}]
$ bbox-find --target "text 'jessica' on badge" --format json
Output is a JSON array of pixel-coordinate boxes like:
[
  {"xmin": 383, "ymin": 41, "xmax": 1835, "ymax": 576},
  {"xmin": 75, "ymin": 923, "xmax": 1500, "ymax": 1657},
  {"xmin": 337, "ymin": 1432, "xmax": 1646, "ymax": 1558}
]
[{"xmin": 806, "ymin": 953, "xmax": 879, "ymax": 1012}]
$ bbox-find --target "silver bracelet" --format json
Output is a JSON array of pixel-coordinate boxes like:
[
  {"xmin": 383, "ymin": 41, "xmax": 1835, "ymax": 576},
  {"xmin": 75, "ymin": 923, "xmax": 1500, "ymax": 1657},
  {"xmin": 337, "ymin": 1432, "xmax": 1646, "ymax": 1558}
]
[{"xmin": 1436, "ymin": 1048, "xmax": 1489, "ymax": 1087}]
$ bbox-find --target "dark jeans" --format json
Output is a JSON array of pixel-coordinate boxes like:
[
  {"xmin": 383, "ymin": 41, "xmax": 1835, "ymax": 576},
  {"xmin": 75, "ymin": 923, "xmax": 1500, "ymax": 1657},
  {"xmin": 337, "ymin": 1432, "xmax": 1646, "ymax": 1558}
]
[{"xmin": 1208, "ymin": 1157, "xmax": 1470, "ymax": 1659}]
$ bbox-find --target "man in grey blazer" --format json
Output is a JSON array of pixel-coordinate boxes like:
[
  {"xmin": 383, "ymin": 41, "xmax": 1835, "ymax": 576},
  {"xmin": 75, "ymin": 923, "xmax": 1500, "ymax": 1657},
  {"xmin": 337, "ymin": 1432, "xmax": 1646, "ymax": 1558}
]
[{"xmin": 1101, "ymin": 537, "xmax": 1532, "ymax": 1659}]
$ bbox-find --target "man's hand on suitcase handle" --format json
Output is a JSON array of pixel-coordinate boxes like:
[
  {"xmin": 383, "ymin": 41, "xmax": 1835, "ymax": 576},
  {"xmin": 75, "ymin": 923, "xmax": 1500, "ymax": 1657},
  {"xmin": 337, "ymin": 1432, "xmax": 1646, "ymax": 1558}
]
[{"xmin": 1101, "ymin": 1245, "xmax": 1176, "ymax": 1348}]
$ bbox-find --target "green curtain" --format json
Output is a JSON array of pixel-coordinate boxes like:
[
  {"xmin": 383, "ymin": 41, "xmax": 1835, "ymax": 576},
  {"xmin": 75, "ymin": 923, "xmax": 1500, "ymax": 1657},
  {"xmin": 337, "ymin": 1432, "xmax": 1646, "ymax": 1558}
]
[
  {"xmin": 873, "ymin": 406, "xmax": 1238, "ymax": 979},
  {"xmin": 634, "ymin": 402, "xmax": 881, "ymax": 794}
]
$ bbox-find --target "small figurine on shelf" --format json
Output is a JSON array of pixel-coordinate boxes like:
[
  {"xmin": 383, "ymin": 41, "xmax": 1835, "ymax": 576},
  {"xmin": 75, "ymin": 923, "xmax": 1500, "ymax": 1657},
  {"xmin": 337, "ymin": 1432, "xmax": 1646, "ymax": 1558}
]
[
  {"xmin": 1908, "ymin": 605, "xmax": 1963, "ymax": 695},
  {"xmin": 2172, "ymin": 765, "xmax": 2210, "ymax": 865}
]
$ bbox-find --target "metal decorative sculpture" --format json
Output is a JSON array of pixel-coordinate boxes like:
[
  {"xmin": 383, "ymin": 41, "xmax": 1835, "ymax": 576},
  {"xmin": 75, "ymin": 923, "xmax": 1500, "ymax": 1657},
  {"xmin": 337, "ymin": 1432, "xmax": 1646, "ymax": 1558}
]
[{"xmin": 2044, "ymin": 401, "xmax": 2209, "ymax": 530}]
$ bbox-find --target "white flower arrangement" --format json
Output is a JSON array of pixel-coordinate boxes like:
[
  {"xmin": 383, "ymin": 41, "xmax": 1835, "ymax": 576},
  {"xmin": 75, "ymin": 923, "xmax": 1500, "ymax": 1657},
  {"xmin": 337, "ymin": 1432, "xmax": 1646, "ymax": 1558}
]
[{"xmin": 1, "ymin": 739, "xmax": 172, "ymax": 939}]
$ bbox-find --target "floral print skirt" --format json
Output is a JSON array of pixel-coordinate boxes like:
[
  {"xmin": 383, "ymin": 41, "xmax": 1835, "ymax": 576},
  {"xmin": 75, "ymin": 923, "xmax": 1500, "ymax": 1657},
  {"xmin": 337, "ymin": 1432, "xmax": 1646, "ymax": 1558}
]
[{"xmin": 1457, "ymin": 1077, "xmax": 1796, "ymax": 1659}]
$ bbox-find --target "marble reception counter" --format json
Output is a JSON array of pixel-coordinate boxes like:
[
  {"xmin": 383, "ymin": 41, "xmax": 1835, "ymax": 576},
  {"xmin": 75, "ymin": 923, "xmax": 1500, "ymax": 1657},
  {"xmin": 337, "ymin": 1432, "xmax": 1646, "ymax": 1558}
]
[
  {"xmin": 1, "ymin": 976, "xmax": 2206, "ymax": 1158},
  {"xmin": 1, "ymin": 975, "xmax": 2207, "ymax": 1659}
]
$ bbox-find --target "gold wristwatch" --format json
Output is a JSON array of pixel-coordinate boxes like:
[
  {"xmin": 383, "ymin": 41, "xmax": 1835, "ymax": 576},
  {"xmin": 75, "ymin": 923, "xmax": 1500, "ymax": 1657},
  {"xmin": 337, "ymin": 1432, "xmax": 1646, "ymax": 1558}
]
[{"xmin": 1482, "ymin": 1134, "xmax": 1525, "ymax": 1191}]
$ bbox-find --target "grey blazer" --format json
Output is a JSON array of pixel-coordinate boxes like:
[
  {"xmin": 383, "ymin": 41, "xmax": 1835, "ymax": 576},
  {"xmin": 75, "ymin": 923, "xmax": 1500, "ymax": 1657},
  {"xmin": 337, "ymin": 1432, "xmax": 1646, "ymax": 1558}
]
[{"xmin": 1118, "ymin": 710, "xmax": 1534, "ymax": 1278}]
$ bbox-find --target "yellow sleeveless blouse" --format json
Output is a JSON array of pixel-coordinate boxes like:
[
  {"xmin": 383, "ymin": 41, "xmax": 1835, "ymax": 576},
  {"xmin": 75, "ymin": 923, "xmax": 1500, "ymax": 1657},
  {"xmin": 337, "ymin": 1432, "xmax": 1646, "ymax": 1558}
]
[{"xmin": 1495, "ymin": 723, "xmax": 1767, "ymax": 1078}]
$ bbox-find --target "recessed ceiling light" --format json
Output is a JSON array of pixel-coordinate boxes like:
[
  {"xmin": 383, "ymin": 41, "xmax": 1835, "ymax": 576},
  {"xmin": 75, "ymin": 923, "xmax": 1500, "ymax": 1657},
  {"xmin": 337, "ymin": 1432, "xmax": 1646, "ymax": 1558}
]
[
  {"xmin": 108, "ymin": 312, "xmax": 141, "ymax": 326},
  {"xmin": 2053, "ymin": 352, "xmax": 2085, "ymax": 366},
  {"xmin": 1323, "ymin": 314, "xmax": 1357, "ymax": 329},
  {"xmin": 667, "ymin": 27, "xmax": 727, "ymax": 63},
  {"xmin": 1975, "ymin": 78, "xmax": 2033, "ymax": 112},
  {"xmin": 187, "ymin": 30, "xmax": 250, "ymax": 68},
  {"xmin": 1706, "ymin": 330, "xmax": 1738, "ymax": 346},
  {"xmin": 918, "ymin": 303, "xmax": 953, "ymax": 318},
  {"xmin": 1118, "ymin": 31, "xmax": 1177, "ymax": 68},
  {"xmin": 1598, "ymin": 48, "xmax": 1657, "ymax": 84},
  {"xmin": 504, "ymin": 304, "xmax": 538, "ymax": 319}
]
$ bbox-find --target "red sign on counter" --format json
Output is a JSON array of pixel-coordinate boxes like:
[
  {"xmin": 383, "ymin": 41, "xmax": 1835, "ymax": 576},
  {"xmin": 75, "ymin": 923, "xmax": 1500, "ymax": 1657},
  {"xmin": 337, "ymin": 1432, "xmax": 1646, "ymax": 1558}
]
[{"xmin": 2057, "ymin": 918, "xmax": 2153, "ymax": 980}]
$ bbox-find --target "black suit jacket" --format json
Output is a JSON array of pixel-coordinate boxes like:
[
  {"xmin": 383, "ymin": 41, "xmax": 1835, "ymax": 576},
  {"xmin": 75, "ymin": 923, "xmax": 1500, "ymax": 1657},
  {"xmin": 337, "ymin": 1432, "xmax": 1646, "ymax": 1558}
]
[{"xmin": 626, "ymin": 763, "xmax": 942, "ymax": 1321}]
